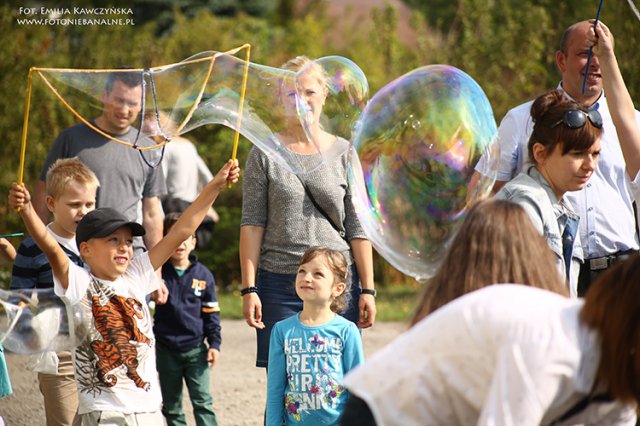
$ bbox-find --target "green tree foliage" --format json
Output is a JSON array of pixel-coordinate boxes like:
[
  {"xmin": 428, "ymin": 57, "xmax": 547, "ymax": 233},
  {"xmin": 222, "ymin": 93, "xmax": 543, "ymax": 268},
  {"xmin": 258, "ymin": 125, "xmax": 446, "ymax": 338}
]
[
  {"xmin": 2, "ymin": 1, "xmax": 640, "ymax": 286},
  {"xmin": 131, "ymin": 0, "xmax": 278, "ymax": 35},
  {"xmin": 450, "ymin": 0, "xmax": 554, "ymax": 118},
  {"xmin": 404, "ymin": 0, "xmax": 640, "ymax": 117},
  {"xmin": 402, "ymin": 0, "xmax": 458, "ymax": 31}
]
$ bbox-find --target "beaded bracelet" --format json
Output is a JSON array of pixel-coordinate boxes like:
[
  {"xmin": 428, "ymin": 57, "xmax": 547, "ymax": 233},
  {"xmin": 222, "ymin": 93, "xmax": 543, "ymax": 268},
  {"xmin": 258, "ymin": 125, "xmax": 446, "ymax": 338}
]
[{"xmin": 240, "ymin": 286, "xmax": 258, "ymax": 296}]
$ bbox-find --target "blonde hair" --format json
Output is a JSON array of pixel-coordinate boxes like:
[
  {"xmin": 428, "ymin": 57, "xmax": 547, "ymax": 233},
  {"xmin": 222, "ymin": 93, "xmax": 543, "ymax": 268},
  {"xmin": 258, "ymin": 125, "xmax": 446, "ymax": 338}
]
[
  {"xmin": 299, "ymin": 247, "xmax": 350, "ymax": 313},
  {"xmin": 281, "ymin": 56, "xmax": 329, "ymax": 90},
  {"xmin": 411, "ymin": 199, "xmax": 568, "ymax": 325},
  {"xmin": 45, "ymin": 157, "xmax": 100, "ymax": 199}
]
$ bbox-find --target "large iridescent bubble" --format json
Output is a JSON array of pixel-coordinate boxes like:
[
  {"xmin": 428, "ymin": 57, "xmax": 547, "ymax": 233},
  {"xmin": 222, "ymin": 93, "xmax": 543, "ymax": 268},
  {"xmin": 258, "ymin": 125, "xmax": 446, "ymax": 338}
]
[
  {"xmin": 33, "ymin": 50, "xmax": 368, "ymax": 175},
  {"xmin": 349, "ymin": 65, "xmax": 498, "ymax": 281},
  {"xmin": 0, "ymin": 288, "xmax": 89, "ymax": 354}
]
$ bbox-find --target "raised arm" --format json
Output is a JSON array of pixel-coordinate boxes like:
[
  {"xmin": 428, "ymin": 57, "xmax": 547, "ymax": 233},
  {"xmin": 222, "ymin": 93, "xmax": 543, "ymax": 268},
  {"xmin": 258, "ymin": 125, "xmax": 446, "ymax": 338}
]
[
  {"xmin": 591, "ymin": 22, "xmax": 640, "ymax": 179},
  {"xmin": 8, "ymin": 183, "xmax": 69, "ymax": 288},
  {"xmin": 147, "ymin": 159, "xmax": 239, "ymax": 270},
  {"xmin": 0, "ymin": 238, "xmax": 16, "ymax": 263}
]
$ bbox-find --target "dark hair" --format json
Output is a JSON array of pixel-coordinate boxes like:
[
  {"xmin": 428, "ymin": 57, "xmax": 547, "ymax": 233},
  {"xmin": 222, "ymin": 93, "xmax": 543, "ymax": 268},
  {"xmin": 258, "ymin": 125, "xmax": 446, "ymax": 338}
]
[
  {"xmin": 527, "ymin": 90, "xmax": 602, "ymax": 163},
  {"xmin": 105, "ymin": 66, "xmax": 142, "ymax": 94},
  {"xmin": 411, "ymin": 199, "xmax": 568, "ymax": 325},
  {"xmin": 299, "ymin": 247, "xmax": 350, "ymax": 313},
  {"xmin": 163, "ymin": 212, "xmax": 182, "ymax": 236},
  {"xmin": 581, "ymin": 254, "xmax": 640, "ymax": 403}
]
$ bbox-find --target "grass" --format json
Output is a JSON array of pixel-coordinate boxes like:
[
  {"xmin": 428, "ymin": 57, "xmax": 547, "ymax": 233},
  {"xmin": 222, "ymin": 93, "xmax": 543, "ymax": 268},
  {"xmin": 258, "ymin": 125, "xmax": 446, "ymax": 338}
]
[{"xmin": 218, "ymin": 283, "xmax": 421, "ymax": 323}]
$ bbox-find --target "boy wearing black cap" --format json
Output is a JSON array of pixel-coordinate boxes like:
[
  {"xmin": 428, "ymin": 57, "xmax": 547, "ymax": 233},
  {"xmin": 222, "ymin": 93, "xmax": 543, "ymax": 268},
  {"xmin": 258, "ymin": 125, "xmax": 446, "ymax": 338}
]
[{"xmin": 9, "ymin": 159, "xmax": 239, "ymax": 425}]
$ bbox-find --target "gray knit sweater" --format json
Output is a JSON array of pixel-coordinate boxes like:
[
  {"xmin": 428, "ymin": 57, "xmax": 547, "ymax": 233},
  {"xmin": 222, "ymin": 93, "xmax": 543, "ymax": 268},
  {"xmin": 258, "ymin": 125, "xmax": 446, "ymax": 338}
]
[{"xmin": 241, "ymin": 138, "xmax": 367, "ymax": 274}]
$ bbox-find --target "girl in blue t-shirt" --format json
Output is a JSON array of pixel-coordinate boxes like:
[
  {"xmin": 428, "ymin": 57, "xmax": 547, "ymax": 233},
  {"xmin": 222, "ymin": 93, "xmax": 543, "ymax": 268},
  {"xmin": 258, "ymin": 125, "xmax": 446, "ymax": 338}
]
[{"xmin": 266, "ymin": 247, "xmax": 364, "ymax": 425}]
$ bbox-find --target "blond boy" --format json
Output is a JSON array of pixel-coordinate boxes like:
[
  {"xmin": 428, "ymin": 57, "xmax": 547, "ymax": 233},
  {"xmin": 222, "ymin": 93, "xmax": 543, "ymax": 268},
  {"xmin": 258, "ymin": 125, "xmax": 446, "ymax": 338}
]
[
  {"xmin": 9, "ymin": 159, "xmax": 239, "ymax": 424},
  {"xmin": 11, "ymin": 157, "xmax": 99, "ymax": 426}
]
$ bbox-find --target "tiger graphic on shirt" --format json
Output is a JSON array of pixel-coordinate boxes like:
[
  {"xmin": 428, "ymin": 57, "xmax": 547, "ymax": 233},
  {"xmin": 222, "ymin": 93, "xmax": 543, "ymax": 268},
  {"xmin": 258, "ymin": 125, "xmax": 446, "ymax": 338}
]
[
  {"xmin": 90, "ymin": 293, "xmax": 152, "ymax": 390},
  {"xmin": 74, "ymin": 279, "xmax": 154, "ymax": 396}
]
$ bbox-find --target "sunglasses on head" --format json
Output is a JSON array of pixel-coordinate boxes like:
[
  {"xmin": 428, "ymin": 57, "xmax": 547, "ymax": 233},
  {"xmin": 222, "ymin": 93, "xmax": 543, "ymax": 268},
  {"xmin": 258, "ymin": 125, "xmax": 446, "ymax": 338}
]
[{"xmin": 551, "ymin": 109, "xmax": 603, "ymax": 130}]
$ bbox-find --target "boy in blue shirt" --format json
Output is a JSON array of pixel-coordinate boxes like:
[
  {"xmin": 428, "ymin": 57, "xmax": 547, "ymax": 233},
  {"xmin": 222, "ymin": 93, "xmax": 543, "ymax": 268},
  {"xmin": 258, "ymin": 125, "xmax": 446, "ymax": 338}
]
[{"xmin": 154, "ymin": 212, "xmax": 221, "ymax": 426}]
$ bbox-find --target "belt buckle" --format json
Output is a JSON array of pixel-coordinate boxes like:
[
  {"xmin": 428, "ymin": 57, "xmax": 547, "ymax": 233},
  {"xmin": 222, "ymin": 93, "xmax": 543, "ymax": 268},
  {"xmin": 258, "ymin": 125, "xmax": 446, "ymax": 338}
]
[{"xmin": 589, "ymin": 257, "xmax": 608, "ymax": 271}]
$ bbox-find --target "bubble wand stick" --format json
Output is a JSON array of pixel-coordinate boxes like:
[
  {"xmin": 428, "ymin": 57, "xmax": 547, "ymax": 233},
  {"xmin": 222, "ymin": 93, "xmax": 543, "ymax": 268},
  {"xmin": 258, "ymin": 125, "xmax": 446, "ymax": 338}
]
[
  {"xmin": 581, "ymin": 0, "xmax": 605, "ymax": 95},
  {"xmin": 0, "ymin": 233, "xmax": 24, "ymax": 238},
  {"xmin": 229, "ymin": 44, "xmax": 251, "ymax": 188},
  {"xmin": 17, "ymin": 68, "xmax": 35, "ymax": 188}
]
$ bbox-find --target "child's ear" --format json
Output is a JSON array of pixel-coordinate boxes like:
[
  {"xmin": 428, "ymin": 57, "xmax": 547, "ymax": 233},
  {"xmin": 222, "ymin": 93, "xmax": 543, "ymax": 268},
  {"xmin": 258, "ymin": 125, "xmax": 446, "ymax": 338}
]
[
  {"xmin": 45, "ymin": 195, "xmax": 56, "ymax": 213},
  {"xmin": 333, "ymin": 281, "xmax": 346, "ymax": 297},
  {"xmin": 79, "ymin": 241, "xmax": 90, "ymax": 258}
]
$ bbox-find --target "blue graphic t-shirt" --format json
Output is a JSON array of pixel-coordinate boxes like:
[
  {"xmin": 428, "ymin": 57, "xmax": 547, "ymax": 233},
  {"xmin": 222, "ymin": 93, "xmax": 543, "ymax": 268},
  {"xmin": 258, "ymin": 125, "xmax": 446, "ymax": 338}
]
[{"xmin": 266, "ymin": 313, "xmax": 364, "ymax": 425}]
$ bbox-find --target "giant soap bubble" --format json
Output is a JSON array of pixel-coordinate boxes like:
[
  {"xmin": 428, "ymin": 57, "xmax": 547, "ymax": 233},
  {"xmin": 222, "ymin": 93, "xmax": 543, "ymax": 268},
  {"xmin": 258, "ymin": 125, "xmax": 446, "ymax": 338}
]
[
  {"xmin": 0, "ymin": 288, "xmax": 89, "ymax": 354},
  {"xmin": 350, "ymin": 65, "xmax": 499, "ymax": 281},
  {"xmin": 186, "ymin": 52, "xmax": 368, "ymax": 174},
  {"xmin": 30, "ymin": 49, "xmax": 368, "ymax": 175}
]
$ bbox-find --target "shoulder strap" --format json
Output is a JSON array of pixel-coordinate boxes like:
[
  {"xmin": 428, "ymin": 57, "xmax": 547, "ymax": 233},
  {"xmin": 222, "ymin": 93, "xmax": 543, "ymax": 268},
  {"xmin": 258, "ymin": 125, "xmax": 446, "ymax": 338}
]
[
  {"xmin": 59, "ymin": 244, "xmax": 83, "ymax": 267},
  {"xmin": 549, "ymin": 392, "xmax": 613, "ymax": 425},
  {"xmin": 297, "ymin": 176, "xmax": 347, "ymax": 241}
]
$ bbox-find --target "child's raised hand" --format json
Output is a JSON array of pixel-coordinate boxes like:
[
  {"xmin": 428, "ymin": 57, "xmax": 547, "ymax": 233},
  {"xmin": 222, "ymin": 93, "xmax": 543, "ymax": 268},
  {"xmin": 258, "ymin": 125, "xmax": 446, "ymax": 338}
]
[
  {"xmin": 212, "ymin": 159, "xmax": 241, "ymax": 189},
  {"xmin": 8, "ymin": 182, "xmax": 31, "ymax": 211}
]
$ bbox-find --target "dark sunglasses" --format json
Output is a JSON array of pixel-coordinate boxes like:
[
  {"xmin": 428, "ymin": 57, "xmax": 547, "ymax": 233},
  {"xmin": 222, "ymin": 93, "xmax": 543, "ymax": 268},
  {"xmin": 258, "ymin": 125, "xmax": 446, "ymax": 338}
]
[{"xmin": 551, "ymin": 109, "xmax": 603, "ymax": 129}]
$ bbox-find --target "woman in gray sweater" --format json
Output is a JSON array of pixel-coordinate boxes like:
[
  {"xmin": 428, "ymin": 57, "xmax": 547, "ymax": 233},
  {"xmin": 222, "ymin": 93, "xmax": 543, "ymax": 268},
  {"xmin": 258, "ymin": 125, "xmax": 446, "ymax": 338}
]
[{"xmin": 239, "ymin": 56, "xmax": 377, "ymax": 368}]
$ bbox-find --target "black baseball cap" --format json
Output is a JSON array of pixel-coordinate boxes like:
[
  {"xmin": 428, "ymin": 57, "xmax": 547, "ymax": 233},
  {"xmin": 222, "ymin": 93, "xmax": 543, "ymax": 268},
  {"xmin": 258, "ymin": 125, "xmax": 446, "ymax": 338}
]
[{"xmin": 76, "ymin": 208, "xmax": 145, "ymax": 247}]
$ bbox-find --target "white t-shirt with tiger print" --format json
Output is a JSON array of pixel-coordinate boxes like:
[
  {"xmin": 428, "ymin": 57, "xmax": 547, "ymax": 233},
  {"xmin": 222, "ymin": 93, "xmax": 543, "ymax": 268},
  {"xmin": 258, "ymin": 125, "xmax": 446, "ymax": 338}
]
[{"xmin": 54, "ymin": 252, "xmax": 162, "ymax": 415}]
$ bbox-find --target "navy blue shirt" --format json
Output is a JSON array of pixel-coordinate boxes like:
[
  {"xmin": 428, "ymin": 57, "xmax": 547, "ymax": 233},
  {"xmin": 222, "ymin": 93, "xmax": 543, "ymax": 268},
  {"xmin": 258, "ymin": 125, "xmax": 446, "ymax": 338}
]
[
  {"xmin": 11, "ymin": 236, "xmax": 83, "ymax": 290},
  {"xmin": 154, "ymin": 256, "xmax": 221, "ymax": 351}
]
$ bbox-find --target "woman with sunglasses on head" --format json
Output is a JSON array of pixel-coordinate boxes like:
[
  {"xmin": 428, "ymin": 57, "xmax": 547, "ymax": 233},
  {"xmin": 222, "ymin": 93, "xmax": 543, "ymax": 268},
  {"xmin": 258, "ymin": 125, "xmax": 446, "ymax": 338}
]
[{"xmin": 496, "ymin": 90, "xmax": 603, "ymax": 296}]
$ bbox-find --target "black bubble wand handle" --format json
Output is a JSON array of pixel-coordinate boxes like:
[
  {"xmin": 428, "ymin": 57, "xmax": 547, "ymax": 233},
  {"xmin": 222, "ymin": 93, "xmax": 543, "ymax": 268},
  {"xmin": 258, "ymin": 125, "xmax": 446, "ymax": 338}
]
[{"xmin": 582, "ymin": 0, "xmax": 604, "ymax": 95}]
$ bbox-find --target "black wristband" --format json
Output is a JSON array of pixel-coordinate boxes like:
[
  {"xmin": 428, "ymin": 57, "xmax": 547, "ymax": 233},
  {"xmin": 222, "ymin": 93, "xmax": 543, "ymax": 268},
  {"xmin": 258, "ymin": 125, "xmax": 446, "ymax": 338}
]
[
  {"xmin": 360, "ymin": 288, "xmax": 377, "ymax": 297},
  {"xmin": 240, "ymin": 286, "xmax": 258, "ymax": 296}
]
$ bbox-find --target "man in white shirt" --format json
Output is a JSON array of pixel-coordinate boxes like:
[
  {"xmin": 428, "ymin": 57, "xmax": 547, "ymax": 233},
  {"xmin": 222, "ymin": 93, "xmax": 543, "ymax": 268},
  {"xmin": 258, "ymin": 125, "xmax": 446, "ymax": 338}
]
[{"xmin": 473, "ymin": 20, "xmax": 640, "ymax": 295}]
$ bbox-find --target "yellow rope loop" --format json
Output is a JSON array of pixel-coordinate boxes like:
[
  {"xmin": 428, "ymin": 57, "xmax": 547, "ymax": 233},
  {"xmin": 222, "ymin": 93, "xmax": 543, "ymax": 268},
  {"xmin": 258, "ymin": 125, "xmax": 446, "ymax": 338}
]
[
  {"xmin": 37, "ymin": 70, "xmax": 136, "ymax": 148},
  {"xmin": 173, "ymin": 52, "xmax": 217, "ymax": 136},
  {"xmin": 19, "ymin": 44, "xmax": 251, "ymax": 189},
  {"xmin": 36, "ymin": 71, "xmax": 174, "ymax": 151}
]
